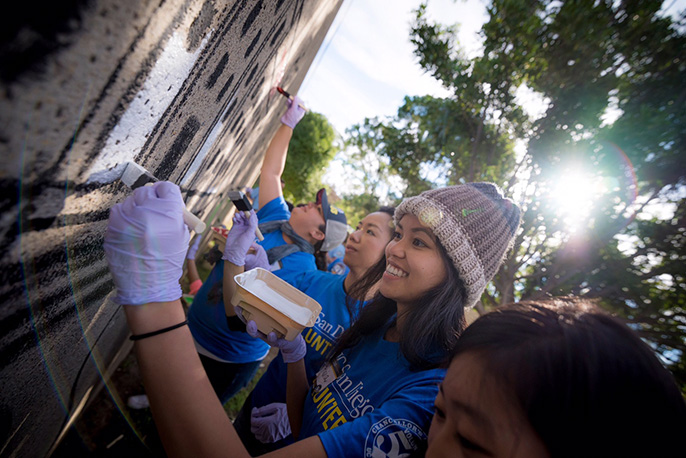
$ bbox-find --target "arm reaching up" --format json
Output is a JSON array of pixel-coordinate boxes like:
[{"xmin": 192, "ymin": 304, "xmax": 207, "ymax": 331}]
[{"xmin": 258, "ymin": 96, "xmax": 306, "ymax": 207}]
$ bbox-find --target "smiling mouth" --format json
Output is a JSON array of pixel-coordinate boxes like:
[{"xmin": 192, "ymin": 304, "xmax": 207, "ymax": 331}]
[{"xmin": 386, "ymin": 265, "xmax": 408, "ymax": 277}]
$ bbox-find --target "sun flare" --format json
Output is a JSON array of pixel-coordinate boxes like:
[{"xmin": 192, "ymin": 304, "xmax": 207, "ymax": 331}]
[{"xmin": 550, "ymin": 169, "xmax": 605, "ymax": 232}]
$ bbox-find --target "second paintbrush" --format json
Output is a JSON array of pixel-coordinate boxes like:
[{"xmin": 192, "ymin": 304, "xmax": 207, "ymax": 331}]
[{"xmin": 276, "ymin": 87, "xmax": 307, "ymax": 111}]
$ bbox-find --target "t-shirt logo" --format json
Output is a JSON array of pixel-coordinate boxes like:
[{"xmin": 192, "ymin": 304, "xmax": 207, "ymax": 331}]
[{"xmin": 365, "ymin": 417, "xmax": 427, "ymax": 458}]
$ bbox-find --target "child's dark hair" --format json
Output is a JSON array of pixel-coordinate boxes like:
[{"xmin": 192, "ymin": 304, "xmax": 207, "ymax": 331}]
[{"xmin": 451, "ymin": 298, "xmax": 686, "ymax": 457}]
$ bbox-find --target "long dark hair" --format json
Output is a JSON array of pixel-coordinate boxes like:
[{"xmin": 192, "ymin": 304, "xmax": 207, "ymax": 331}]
[
  {"xmin": 451, "ymin": 298, "xmax": 686, "ymax": 457},
  {"xmin": 331, "ymin": 237, "xmax": 467, "ymax": 371}
]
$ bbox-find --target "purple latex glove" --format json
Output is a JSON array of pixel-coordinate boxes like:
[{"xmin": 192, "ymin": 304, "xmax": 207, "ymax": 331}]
[
  {"xmin": 251, "ymin": 403, "xmax": 292, "ymax": 443},
  {"xmin": 222, "ymin": 210, "xmax": 258, "ymax": 266},
  {"xmin": 104, "ymin": 181, "xmax": 190, "ymax": 305},
  {"xmin": 186, "ymin": 236, "xmax": 201, "ymax": 260},
  {"xmin": 246, "ymin": 320, "xmax": 306, "ymax": 363},
  {"xmin": 244, "ymin": 242, "xmax": 271, "ymax": 271},
  {"xmin": 280, "ymin": 96, "xmax": 306, "ymax": 129}
]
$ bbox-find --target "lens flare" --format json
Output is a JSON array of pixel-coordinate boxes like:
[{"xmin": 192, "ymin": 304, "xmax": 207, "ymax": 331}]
[{"xmin": 548, "ymin": 143, "xmax": 638, "ymax": 233}]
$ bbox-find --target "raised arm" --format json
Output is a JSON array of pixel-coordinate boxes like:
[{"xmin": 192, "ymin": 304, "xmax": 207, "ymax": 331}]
[
  {"xmin": 104, "ymin": 182, "xmax": 326, "ymax": 458},
  {"xmin": 258, "ymin": 97, "xmax": 306, "ymax": 207}
]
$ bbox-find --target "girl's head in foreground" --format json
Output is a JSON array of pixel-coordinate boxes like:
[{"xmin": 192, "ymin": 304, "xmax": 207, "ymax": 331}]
[
  {"xmin": 333, "ymin": 183, "xmax": 521, "ymax": 369},
  {"xmin": 428, "ymin": 298, "xmax": 686, "ymax": 458}
]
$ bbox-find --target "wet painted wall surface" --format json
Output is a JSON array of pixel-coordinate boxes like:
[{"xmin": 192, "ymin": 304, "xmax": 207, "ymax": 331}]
[{"xmin": 0, "ymin": 0, "xmax": 342, "ymax": 456}]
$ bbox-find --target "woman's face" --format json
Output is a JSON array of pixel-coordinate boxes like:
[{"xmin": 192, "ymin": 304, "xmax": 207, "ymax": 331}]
[
  {"xmin": 343, "ymin": 211, "xmax": 394, "ymax": 272},
  {"xmin": 289, "ymin": 201, "xmax": 326, "ymax": 245},
  {"xmin": 426, "ymin": 353, "xmax": 549, "ymax": 458},
  {"xmin": 379, "ymin": 213, "xmax": 447, "ymax": 306}
]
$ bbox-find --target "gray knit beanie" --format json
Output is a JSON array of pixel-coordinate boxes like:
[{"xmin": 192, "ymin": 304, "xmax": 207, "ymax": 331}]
[{"xmin": 394, "ymin": 182, "xmax": 521, "ymax": 309}]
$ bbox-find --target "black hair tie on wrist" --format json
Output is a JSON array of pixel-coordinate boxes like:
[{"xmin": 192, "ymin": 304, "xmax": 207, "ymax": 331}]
[{"xmin": 129, "ymin": 320, "xmax": 188, "ymax": 341}]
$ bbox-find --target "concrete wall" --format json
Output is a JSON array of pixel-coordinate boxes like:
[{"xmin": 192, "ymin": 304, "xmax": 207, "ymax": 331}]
[{"xmin": 0, "ymin": 0, "xmax": 342, "ymax": 456}]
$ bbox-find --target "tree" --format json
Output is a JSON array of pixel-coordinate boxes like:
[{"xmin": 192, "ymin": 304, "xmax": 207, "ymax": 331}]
[
  {"xmin": 354, "ymin": 0, "xmax": 686, "ymax": 386},
  {"xmin": 280, "ymin": 111, "xmax": 339, "ymax": 205}
]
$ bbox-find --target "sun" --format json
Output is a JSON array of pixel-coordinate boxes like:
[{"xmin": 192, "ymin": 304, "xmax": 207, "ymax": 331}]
[{"xmin": 550, "ymin": 168, "xmax": 605, "ymax": 232}]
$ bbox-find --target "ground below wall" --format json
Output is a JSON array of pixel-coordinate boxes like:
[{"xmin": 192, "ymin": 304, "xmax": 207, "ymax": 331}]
[{"xmin": 53, "ymin": 345, "xmax": 278, "ymax": 456}]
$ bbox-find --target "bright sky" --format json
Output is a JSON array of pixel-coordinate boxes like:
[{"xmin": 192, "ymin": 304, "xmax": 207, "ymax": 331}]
[
  {"xmin": 299, "ymin": 0, "xmax": 488, "ymax": 195},
  {"xmin": 298, "ymin": 0, "xmax": 685, "ymax": 200},
  {"xmin": 300, "ymin": 0, "xmax": 487, "ymax": 135}
]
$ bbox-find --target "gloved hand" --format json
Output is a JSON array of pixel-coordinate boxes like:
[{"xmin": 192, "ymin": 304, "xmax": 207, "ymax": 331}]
[
  {"xmin": 251, "ymin": 403, "xmax": 292, "ymax": 443},
  {"xmin": 244, "ymin": 242, "xmax": 271, "ymax": 271},
  {"xmin": 104, "ymin": 181, "xmax": 190, "ymax": 305},
  {"xmin": 246, "ymin": 320, "xmax": 306, "ymax": 363},
  {"xmin": 222, "ymin": 210, "xmax": 258, "ymax": 266},
  {"xmin": 280, "ymin": 96, "xmax": 306, "ymax": 129},
  {"xmin": 186, "ymin": 236, "xmax": 201, "ymax": 260}
]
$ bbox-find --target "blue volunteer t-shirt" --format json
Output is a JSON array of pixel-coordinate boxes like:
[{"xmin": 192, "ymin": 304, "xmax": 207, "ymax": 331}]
[
  {"xmin": 300, "ymin": 321, "xmax": 445, "ymax": 458},
  {"xmin": 187, "ymin": 196, "xmax": 317, "ymax": 362},
  {"xmin": 250, "ymin": 271, "xmax": 352, "ymax": 413}
]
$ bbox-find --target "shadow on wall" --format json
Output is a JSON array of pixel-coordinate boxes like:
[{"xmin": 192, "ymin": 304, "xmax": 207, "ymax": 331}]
[{"xmin": 0, "ymin": 0, "xmax": 343, "ymax": 456}]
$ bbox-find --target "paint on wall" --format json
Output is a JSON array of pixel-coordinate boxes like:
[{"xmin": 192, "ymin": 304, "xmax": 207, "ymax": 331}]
[{"xmin": 86, "ymin": 30, "xmax": 213, "ymax": 183}]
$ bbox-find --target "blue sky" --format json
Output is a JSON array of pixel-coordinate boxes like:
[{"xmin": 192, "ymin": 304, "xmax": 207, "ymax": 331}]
[
  {"xmin": 298, "ymin": 0, "xmax": 488, "ymax": 195},
  {"xmin": 297, "ymin": 0, "xmax": 686, "ymax": 197},
  {"xmin": 300, "ymin": 0, "xmax": 488, "ymax": 136}
]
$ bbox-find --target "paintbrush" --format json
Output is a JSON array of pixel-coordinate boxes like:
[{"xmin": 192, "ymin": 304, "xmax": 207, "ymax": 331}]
[
  {"xmin": 120, "ymin": 162, "xmax": 207, "ymax": 234},
  {"xmin": 276, "ymin": 87, "xmax": 307, "ymax": 111},
  {"xmin": 226, "ymin": 190, "xmax": 264, "ymax": 241}
]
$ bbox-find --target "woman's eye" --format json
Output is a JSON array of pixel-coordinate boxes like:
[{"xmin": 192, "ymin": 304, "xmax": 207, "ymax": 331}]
[
  {"xmin": 412, "ymin": 238, "xmax": 427, "ymax": 247},
  {"xmin": 458, "ymin": 434, "xmax": 487, "ymax": 453},
  {"xmin": 392, "ymin": 231, "xmax": 402, "ymax": 240},
  {"xmin": 366, "ymin": 229, "xmax": 376, "ymax": 236}
]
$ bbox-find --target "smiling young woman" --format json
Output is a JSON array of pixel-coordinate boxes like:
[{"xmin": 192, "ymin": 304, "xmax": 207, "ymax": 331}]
[
  {"xmin": 103, "ymin": 182, "xmax": 521, "ymax": 458},
  {"xmin": 232, "ymin": 207, "xmax": 396, "ymax": 454}
]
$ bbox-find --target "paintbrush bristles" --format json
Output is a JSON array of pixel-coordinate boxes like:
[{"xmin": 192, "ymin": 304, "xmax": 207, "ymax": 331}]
[{"xmin": 121, "ymin": 162, "xmax": 157, "ymax": 190}]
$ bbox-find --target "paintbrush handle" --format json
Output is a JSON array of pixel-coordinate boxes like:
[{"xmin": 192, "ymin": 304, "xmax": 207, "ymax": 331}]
[
  {"xmin": 276, "ymin": 87, "xmax": 307, "ymax": 111},
  {"xmin": 242, "ymin": 211, "xmax": 264, "ymax": 241},
  {"xmin": 139, "ymin": 181, "xmax": 206, "ymax": 233},
  {"xmin": 183, "ymin": 208, "xmax": 207, "ymax": 234}
]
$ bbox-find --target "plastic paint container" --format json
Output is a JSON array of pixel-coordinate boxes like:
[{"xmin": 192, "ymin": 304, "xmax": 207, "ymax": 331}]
[{"xmin": 232, "ymin": 268, "xmax": 322, "ymax": 340}]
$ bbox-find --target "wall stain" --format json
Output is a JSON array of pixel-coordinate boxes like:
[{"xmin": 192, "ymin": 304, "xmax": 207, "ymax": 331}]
[
  {"xmin": 216, "ymin": 73, "xmax": 235, "ymax": 103},
  {"xmin": 242, "ymin": 0, "xmax": 264, "ymax": 35},
  {"xmin": 270, "ymin": 20, "xmax": 286, "ymax": 47},
  {"xmin": 244, "ymin": 63, "xmax": 259, "ymax": 87},
  {"xmin": 244, "ymin": 29, "xmax": 262, "ymax": 58},
  {"xmin": 153, "ymin": 116, "xmax": 201, "ymax": 179},
  {"xmin": 206, "ymin": 53, "xmax": 229, "ymax": 89}
]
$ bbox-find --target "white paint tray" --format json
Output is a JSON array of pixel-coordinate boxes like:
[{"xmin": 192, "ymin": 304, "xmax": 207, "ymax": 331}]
[{"xmin": 231, "ymin": 268, "xmax": 321, "ymax": 341}]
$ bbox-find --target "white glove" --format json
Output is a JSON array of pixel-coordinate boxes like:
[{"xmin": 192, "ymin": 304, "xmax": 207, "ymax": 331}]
[{"xmin": 251, "ymin": 403, "xmax": 292, "ymax": 443}]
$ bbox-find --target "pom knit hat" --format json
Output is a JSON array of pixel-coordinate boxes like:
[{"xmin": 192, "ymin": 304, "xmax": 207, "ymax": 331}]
[{"xmin": 394, "ymin": 182, "xmax": 521, "ymax": 309}]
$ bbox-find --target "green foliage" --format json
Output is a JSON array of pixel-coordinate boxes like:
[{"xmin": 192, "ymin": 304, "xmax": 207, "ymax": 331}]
[
  {"xmin": 223, "ymin": 351, "xmax": 275, "ymax": 420},
  {"xmin": 471, "ymin": 0, "xmax": 686, "ymax": 388},
  {"xmin": 396, "ymin": 0, "xmax": 686, "ymax": 389},
  {"xmin": 331, "ymin": 120, "xmax": 403, "ymax": 222},
  {"xmin": 281, "ymin": 111, "xmax": 339, "ymax": 204},
  {"xmin": 336, "ymin": 192, "xmax": 395, "ymax": 230}
]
